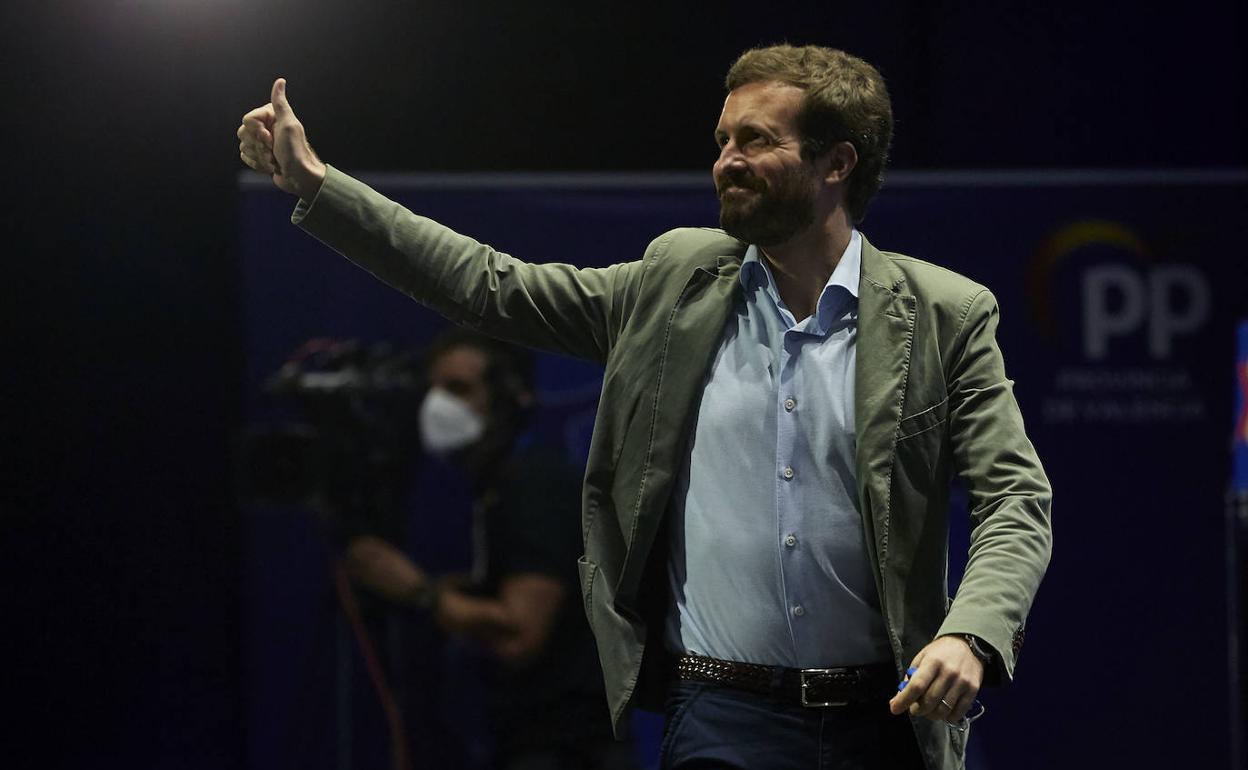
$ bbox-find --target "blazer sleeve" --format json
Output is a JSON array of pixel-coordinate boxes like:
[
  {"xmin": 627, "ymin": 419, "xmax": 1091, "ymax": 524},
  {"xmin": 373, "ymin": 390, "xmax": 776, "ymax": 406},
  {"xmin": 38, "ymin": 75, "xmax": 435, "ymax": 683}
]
[
  {"xmin": 291, "ymin": 165, "xmax": 642, "ymax": 364},
  {"xmin": 936, "ymin": 288, "xmax": 1053, "ymax": 682}
]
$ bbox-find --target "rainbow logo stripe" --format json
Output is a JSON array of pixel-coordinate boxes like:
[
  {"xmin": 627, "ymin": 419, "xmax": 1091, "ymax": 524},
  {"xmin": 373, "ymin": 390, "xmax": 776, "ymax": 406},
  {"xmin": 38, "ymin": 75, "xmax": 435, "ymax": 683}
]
[{"xmin": 1026, "ymin": 220, "xmax": 1153, "ymax": 344}]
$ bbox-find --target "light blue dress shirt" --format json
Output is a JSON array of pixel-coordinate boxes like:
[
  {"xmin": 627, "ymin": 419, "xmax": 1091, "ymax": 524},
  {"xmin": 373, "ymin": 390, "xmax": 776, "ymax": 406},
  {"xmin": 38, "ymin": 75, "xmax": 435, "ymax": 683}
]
[{"xmin": 664, "ymin": 230, "xmax": 892, "ymax": 668}]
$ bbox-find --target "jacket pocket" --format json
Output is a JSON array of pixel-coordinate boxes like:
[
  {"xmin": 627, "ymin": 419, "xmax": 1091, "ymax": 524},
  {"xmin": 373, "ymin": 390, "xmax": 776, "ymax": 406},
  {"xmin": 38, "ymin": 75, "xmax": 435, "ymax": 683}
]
[
  {"xmin": 947, "ymin": 720, "xmax": 969, "ymax": 761},
  {"xmin": 897, "ymin": 396, "xmax": 948, "ymax": 442}
]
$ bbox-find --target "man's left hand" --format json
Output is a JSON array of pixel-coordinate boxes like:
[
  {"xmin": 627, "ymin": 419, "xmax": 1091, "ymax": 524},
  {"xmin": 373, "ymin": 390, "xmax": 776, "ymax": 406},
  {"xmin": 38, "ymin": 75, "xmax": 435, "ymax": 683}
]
[{"xmin": 888, "ymin": 635, "xmax": 983, "ymax": 722}]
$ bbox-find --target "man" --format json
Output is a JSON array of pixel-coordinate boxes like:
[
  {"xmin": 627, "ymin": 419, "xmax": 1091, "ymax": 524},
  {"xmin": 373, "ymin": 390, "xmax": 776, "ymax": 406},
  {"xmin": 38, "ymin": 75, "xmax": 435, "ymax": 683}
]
[
  {"xmin": 238, "ymin": 44, "xmax": 1052, "ymax": 770},
  {"xmin": 344, "ymin": 329, "xmax": 633, "ymax": 770}
]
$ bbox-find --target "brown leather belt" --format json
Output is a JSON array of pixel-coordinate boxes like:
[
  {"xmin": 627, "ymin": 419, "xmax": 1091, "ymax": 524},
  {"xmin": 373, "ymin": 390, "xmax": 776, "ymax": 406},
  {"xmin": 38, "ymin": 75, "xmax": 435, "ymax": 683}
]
[{"xmin": 675, "ymin": 654, "xmax": 898, "ymax": 707}]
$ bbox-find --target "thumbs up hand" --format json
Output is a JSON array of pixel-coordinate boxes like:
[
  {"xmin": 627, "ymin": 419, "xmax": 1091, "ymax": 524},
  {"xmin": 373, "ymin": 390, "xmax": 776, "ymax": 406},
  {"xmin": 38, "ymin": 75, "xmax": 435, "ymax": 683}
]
[{"xmin": 237, "ymin": 78, "xmax": 326, "ymax": 200}]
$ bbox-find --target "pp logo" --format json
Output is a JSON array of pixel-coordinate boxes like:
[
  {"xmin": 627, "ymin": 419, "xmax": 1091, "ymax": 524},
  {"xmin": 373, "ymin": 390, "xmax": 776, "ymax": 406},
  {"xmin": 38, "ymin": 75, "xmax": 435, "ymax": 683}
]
[
  {"xmin": 1081, "ymin": 264, "xmax": 1210, "ymax": 359},
  {"xmin": 1029, "ymin": 220, "xmax": 1211, "ymax": 360}
]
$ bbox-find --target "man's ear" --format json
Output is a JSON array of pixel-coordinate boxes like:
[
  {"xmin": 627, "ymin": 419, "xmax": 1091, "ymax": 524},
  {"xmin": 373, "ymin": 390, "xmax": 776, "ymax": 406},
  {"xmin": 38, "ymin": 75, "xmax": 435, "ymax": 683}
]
[{"xmin": 822, "ymin": 141, "xmax": 858, "ymax": 185}]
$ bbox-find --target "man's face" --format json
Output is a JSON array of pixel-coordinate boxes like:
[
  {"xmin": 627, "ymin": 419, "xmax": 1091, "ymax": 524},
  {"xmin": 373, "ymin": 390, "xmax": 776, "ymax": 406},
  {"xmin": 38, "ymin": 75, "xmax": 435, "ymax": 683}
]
[
  {"xmin": 429, "ymin": 345, "xmax": 492, "ymax": 419},
  {"xmin": 713, "ymin": 81, "xmax": 819, "ymax": 247}
]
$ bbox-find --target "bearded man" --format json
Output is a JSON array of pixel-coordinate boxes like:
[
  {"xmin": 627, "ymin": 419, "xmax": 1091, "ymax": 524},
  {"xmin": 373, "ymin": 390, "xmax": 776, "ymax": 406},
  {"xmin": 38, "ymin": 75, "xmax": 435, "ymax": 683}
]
[{"xmin": 239, "ymin": 44, "xmax": 1052, "ymax": 770}]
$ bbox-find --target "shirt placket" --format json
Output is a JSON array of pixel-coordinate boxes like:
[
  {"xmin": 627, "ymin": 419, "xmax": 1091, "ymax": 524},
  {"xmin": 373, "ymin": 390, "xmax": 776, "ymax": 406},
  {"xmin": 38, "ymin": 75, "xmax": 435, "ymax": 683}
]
[{"xmin": 775, "ymin": 321, "xmax": 807, "ymax": 656}]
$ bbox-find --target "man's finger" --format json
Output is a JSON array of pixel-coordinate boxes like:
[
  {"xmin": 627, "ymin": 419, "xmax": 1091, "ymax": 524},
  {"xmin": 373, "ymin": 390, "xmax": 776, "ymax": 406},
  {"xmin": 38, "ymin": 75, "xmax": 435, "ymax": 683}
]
[
  {"xmin": 888, "ymin": 649, "xmax": 928, "ymax": 714},
  {"xmin": 889, "ymin": 665, "xmax": 931, "ymax": 714},
  {"xmin": 242, "ymin": 103, "xmax": 275, "ymax": 129},
  {"xmin": 239, "ymin": 150, "xmax": 274, "ymax": 174},
  {"xmin": 932, "ymin": 692, "xmax": 957, "ymax": 721},
  {"xmin": 948, "ymin": 689, "xmax": 975, "ymax": 723},
  {"xmin": 914, "ymin": 674, "xmax": 957, "ymax": 718},
  {"xmin": 238, "ymin": 139, "xmax": 274, "ymax": 171},
  {"xmin": 240, "ymin": 144, "xmax": 277, "ymax": 174},
  {"xmin": 239, "ymin": 116, "xmax": 275, "ymax": 155},
  {"xmin": 271, "ymin": 77, "xmax": 292, "ymax": 118}
]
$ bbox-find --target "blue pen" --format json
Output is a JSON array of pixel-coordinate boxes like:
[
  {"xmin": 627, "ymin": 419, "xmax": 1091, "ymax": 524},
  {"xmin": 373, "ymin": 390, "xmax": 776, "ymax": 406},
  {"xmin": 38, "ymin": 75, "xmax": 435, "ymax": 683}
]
[{"xmin": 897, "ymin": 666, "xmax": 918, "ymax": 690}]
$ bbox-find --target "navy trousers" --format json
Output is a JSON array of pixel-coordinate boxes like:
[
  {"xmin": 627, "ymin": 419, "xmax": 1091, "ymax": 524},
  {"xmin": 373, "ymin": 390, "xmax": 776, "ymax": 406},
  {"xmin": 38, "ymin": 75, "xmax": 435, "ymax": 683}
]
[{"xmin": 660, "ymin": 680, "xmax": 927, "ymax": 770}]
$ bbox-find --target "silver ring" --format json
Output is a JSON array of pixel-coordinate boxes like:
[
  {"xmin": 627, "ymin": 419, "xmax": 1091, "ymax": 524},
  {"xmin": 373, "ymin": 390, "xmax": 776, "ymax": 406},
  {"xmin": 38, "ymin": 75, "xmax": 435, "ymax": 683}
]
[{"xmin": 939, "ymin": 698, "xmax": 953, "ymax": 710}]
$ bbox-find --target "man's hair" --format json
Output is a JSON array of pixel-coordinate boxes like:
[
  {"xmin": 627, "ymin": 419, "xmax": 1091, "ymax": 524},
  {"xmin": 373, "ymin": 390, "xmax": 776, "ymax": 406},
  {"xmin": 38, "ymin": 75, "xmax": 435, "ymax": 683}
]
[{"xmin": 726, "ymin": 44, "xmax": 893, "ymax": 223}]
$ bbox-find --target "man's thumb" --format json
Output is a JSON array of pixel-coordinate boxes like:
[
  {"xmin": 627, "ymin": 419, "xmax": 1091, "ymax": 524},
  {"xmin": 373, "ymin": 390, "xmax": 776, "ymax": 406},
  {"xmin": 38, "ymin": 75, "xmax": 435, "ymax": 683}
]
[{"xmin": 271, "ymin": 77, "xmax": 291, "ymax": 116}]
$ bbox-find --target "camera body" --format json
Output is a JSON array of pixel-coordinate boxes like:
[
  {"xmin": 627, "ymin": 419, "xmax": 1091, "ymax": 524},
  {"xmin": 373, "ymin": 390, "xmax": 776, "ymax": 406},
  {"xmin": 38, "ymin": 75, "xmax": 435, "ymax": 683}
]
[{"xmin": 238, "ymin": 339, "xmax": 425, "ymax": 519}]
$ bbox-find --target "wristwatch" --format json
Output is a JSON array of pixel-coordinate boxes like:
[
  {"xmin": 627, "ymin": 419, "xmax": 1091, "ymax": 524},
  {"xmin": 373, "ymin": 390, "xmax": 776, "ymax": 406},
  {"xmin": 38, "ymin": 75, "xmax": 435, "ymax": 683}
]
[{"xmin": 962, "ymin": 634, "xmax": 994, "ymax": 666}]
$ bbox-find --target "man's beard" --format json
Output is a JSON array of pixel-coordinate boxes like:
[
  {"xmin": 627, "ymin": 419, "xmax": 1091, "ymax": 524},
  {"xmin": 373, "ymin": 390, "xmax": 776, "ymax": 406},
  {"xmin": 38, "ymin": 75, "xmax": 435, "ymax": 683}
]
[{"xmin": 718, "ymin": 166, "xmax": 816, "ymax": 246}]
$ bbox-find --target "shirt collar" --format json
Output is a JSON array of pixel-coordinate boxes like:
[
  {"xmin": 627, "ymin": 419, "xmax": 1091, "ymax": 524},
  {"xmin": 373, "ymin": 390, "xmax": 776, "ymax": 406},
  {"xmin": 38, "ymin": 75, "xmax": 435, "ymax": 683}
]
[
  {"xmin": 739, "ymin": 231, "xmax": 861, "ymax": 333},
  {"xmin": 738, "ymin": 230, "xmax": 862, "ymax": 298},
  {"xmin": 827, "ymin": 230, "xmax": 861, "ymax": 300}
]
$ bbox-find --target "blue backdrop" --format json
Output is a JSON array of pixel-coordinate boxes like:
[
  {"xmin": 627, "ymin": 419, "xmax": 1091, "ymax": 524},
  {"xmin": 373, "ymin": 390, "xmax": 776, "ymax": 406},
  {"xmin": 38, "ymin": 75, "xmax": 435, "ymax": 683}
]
[{"xmin": 240, "ymin": 169, "xmax": 1248, "ymax": 769}]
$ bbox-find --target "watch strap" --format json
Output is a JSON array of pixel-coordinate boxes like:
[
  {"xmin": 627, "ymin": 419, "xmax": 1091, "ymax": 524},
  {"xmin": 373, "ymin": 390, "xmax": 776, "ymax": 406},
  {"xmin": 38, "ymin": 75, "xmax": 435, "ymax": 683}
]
[{"xmin": 963, "ymin": 634, "xmax": 994, "ymax": 665}]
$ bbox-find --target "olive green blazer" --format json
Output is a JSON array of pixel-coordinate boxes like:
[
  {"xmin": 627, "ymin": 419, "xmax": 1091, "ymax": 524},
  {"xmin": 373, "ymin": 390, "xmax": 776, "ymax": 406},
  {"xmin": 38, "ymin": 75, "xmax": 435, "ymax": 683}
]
[{"xmin": 294, "ymin": 166, "xmax": 1052, "ymax": 770}]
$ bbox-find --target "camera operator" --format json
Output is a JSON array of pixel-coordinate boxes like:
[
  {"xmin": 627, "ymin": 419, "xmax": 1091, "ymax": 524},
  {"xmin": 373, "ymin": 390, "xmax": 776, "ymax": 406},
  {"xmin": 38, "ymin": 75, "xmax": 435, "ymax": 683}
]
[{"xmin": 343, "ymin": 328, "xmax": 635, "ymax": 770}]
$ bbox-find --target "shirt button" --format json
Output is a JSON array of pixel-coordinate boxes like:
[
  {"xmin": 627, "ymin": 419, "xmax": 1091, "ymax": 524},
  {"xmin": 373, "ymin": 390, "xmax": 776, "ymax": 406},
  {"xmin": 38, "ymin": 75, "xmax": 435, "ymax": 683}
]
[
  {"xmin": 784, "ymin": 534, "xmax": 797, "ymax": 547},
  {"xmin": 782, "ymin": 466, "xmax": 794, "ymax": 480},
  {"xmin": 792, "ymin": 605, "xmax": 805, "ymax": 617},
  {"xmin": 783, "ymin": 398, "xmax": 796, "ymax": 412}
]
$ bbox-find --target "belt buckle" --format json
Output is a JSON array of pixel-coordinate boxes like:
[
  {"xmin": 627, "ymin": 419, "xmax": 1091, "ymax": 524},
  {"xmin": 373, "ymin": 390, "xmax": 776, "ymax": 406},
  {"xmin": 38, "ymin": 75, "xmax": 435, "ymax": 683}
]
[{"xmin": 799, "ymin": 668, "xmax": 849, "ymax": 708}]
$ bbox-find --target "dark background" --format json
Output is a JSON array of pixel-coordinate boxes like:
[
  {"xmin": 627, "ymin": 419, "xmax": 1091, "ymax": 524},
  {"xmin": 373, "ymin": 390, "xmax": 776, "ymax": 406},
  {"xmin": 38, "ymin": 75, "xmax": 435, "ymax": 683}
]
[{"xmin": 4, "ymin": 1, "xmax": 1245, "ymax": 767}]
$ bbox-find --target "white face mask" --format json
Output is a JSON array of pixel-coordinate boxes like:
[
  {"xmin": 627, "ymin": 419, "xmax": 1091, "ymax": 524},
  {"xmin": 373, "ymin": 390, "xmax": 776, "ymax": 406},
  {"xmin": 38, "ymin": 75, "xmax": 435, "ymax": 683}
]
[{"xmin": 419, "ymin": 386, "xmax": 486, "ymax": 456}]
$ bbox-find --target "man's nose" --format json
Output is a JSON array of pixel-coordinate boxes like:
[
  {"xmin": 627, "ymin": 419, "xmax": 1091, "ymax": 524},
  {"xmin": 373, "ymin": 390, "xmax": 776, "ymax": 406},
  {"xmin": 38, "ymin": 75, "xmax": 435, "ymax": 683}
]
[{"xmin": 714, "ymin": 143, "xmax": 746, "ymax": 177}]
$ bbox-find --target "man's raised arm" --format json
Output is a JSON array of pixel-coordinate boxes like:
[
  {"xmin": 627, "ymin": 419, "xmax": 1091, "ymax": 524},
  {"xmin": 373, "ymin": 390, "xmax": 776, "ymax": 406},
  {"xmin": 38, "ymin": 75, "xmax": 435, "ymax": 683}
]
[{"xmin": 236, "ymin": 79, "xmax": 645, "ymax": 365}]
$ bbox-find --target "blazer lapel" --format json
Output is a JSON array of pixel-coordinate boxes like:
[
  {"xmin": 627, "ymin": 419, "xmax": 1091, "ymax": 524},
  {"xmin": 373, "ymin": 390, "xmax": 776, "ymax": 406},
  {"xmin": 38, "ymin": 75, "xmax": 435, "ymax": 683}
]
[{"xmin": 854, "ymin": 237, "xmax": 917, "ymax": 572}]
